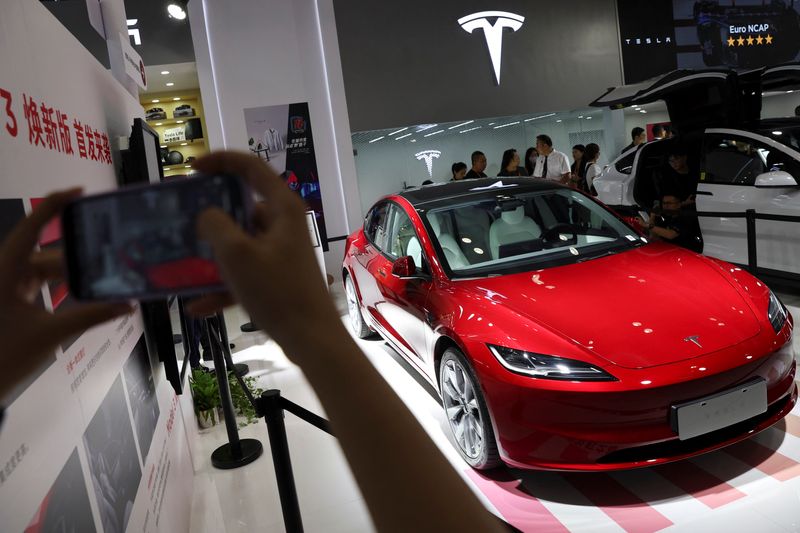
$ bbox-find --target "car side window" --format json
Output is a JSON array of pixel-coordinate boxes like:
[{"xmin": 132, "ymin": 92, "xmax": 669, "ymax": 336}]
[
  {"xmin": 364, "ymin": 202, "xmax": 390, "ymax": 251},
  {"xmin": 615, "ymin": 151, "xmax": 636, "ymax": 175},
  {"xmin": 702, "ymin": 135, "xmax": 768, "ymax": 186},
  {"xmin": 385, "ymin": 204, "xmax": 424, "ymax": 268}
]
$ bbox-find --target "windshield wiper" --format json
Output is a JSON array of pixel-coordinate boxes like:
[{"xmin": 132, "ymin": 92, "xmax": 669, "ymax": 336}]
[{"xmin": 576, "ymin": 249, "xmax": 619, "ymax": 263}]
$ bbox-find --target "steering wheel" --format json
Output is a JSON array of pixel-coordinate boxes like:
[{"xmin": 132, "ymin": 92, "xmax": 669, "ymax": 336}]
[{"xmin": 541, "ymin": 223, "xmax": 579, "ymax": 246}]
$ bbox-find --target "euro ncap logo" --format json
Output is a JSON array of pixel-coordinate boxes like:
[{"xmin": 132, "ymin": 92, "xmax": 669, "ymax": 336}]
[{"xmin": 458, "ymin": 11, "xmax": 525, "ymax": 85}]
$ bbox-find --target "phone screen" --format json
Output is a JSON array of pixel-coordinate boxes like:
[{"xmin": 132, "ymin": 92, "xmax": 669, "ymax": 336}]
[{"xmin": 64, "ymin": 174, "xmax": 250, "ymax": 301}]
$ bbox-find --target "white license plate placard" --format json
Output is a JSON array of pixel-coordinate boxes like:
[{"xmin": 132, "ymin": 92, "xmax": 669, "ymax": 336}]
[{"xmin": 672, "ymin": 378, "xmax": 767, "ymax": 440}]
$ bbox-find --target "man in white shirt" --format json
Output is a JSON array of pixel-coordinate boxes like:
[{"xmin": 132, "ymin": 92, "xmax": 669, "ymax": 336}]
[{"xmin": 533, "ymin": 135, "xmax": 570, "ymax": 184}]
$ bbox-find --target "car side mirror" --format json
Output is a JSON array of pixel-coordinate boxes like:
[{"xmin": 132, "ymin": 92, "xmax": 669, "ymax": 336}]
[
  {"xmin": 391, "ymin": 256, "xmax": 420, "ymax": 279},
  {"xmin": 754, "ymin": 170, "xmax": 798, "ymax": 188}
]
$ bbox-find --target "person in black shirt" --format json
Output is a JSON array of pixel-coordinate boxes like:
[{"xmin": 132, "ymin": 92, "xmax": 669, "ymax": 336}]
[
  {"xmin": 523, "ymin": 147, "xmax": 538, "ymax": 177},
  {"xmin": 654, "ymin": 142, "xmax": 698, "ymax": 207},
  {"xmin": 621, "ymin": 127, "xmax": 646, "ymax": 154},
  {"xmin": 497, "ymin": 148, "xmax": 526, "ymax": 176},
  {"xmin": 451, "ymin": 161, "xmax": 467, "ymax": 181},
  {"xmin": 464, "ymin": 150, "xmax": 487, "ymax": 179},
  {"xmin": 647, "ymin": 194, "xmax": 703, "ymax": 253}
]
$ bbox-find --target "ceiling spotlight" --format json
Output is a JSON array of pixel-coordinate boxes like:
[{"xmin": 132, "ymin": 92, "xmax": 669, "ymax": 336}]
[
  {"xmin": 556, "ymin": 119, "xmax": 562, "ymax": 123},
  {"xmin": 161, "ymin": 70, "xmax": 170, "ymax": 75},
  {"xmin": 152, "ymin": 99, "xmax": 160, "ymax": 103},
  {"xmin": 180, "ymin": 142, "xmax": 188, "ymax": 146},
  {"xmin": 167, "ymin": 0, "xmax": 188, "ymax": 20},
  {"xmin": 173, "ymin": 97, "xmax": 181, "ymax": 101},
  {"xmin": 166, "ymin": 82, "xmax": 175, "ymax": 87},
  {"xmin": 155, "ymin": 122, "xmax": 163, "ymax": 126},
  {"xmin": 176, "ymin": 120, "xmax": 184, "ymax": 124}
]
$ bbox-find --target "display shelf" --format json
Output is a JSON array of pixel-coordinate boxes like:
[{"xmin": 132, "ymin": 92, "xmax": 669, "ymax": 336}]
[
  {"xmin": 159, "ymin": 138, "xmax": 206, "ymax": 149},
  {"xmin": 140, "ymin": 88, "xmax": 209, "ymax": 179},
  {"xmin": 146, "ymin": 117, "xmax": 199, "ymax": 127}
]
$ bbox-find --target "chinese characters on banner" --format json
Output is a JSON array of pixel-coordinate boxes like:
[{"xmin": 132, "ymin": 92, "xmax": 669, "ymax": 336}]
[{"xmin": 0, "ymin": 87, "xmax": 112, "ymax": 165}]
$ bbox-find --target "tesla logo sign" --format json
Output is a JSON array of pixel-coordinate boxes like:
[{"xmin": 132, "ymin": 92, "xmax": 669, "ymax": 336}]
[
  {"xmin": 458, "ymin": 11, "xmax": 525, "ymax": 85},
  {"xmin": 684, "ymin": 335, "xmax": 702, "ymax": 348},
  {"xmin": 415, "ymin": 150, "xmax": 441, "ymax": 177}
]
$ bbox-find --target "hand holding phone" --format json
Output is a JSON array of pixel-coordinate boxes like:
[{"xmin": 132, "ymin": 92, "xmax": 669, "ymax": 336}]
[{"xmin": 63, "ymin": 174, "xmax": 253, "ymax": 301}]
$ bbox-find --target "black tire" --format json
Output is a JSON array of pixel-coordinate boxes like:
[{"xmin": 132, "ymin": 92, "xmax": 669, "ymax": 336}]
[
  {"xmin": 344, "ymin": 275, "xmax": 372, "ymax": 339},
  {"xmin": 439, "ymin": 348, "xmax": 500, "ymax": 469}
]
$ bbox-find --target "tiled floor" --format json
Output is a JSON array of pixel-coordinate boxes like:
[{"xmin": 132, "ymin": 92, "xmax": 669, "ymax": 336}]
[{"xmin": 189, "ymin": 287, "xmax": 800, "ymax": 533}]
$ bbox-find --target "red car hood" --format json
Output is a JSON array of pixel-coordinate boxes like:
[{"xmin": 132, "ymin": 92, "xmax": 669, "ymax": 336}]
[{"xmin": 458, "ymin": 244, "xmax": 761, "ymax": 369}]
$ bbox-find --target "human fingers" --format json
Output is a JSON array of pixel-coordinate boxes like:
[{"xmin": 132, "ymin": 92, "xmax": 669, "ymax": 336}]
[
  {"xmin": 184, "ymin": 292, "xmax": 237, "ymax": 317},
  {"xmin": 29, "ymin": 248, "xmax": 65, "ymax": 282},
  {"xmin": 197, "ymin": 207, "xmax": 255, "ymax": 262},
  {"xmin": 44, "ymin": 302, "xmax": 132, "ymax": 347},
  {"xmin": 193, "ymin": 151, "xmax": 287, "ymax": 205},
  {"xmin": 0, "ymin": 189, "xmax": 81, "ymax": 280}
]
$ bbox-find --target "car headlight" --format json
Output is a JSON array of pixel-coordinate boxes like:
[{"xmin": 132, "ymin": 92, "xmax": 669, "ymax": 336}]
[
  {"xmin": 768, "ymin": 290, "xmax": 788, "ymax": 334},
  {"xmin": 488, "ymin": 345, "xmax": 617, "ymax": 381}
]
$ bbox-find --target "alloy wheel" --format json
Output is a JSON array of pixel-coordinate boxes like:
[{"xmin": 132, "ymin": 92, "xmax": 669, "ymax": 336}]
[{"xmin": 441, "ymin": 359, "xmax": 484, "ymax": 459}]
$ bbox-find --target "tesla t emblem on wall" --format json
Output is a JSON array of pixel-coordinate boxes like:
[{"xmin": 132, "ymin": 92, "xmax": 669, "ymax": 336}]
[
  {"xmin": 415, "ymin": 150, "xmax": 441, "ymax": 177},
  {"xmin": 684, "ymin": 336, "xmax": 703, "ymax": 348},
  {"xmin": 458, "ymin": 11, "xmax": 525, "ymax": 85}
]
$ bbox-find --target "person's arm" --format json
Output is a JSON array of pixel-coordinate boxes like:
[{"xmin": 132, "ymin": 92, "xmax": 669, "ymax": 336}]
[
  {"xmin": 648, "ymin": 219, "xmax": 679, "ymax": 240},
  {"xmin": 559, "ymin": 154, "xmax": 571, "ymax": 184},
  {"xmin": 0, "ymin": 190, "xmax": 132, "ymax": 403},
  {"xmin": 188, "ymin": 152, "xmax": 504, "ymax": 533}
]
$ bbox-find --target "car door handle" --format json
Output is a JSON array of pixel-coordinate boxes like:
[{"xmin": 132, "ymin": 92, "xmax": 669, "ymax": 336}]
[{"xmin": 695, "ymin": 191, "xmax": 713, "ymax": 196}]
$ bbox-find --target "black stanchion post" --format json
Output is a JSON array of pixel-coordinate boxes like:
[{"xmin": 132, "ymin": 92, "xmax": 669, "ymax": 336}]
[
  {"xmin": 258, "ymin": 389, "xmax": 304, "ymax": 533},
  {"xmin": 207, "ymin": 316, "xmax": 263, "ymax": 469},
  {"xmin": 746, "ymin": 209, "xmax": 758, "ymax": 274},
  {"xmin": 215, "ymin": 312, "xmax": 249, "ymax": 376}
]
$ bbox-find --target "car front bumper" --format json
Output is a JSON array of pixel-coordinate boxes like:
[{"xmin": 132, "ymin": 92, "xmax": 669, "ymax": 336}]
[{"xmin": 476, "ymin": 329, "xmax": 797, "ymax": 471}]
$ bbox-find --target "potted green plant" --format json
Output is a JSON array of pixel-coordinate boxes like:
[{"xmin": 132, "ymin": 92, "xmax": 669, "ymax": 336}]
[
  {"xmin": 190, "ymin": 368, "xmax": 221, "ymax": 429},
  {"xmin": 228, "ymin": 373, "xmax": 264, "ymax": 428}
]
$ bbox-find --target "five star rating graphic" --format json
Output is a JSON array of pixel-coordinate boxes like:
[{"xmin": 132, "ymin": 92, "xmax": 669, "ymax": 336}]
[{"xmin": 727, "ymin": 34, "xmax": 773, "ymax": 46}]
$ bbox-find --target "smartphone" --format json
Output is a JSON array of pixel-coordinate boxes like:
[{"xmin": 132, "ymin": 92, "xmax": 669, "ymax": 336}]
[{"xmin": 63, "ymin": 174, "xmax": 252, "ymax": 301}]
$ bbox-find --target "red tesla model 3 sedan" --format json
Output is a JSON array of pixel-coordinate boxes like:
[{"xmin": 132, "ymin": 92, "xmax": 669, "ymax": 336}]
[{"xmin": 342, "ymin": 178, "xmax": 796, "ymax": 471}]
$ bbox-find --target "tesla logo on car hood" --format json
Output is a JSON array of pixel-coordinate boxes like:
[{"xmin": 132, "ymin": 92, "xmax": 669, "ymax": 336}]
[
  {"xmin": 684, "ymin": 335, "xmax": 702, "ymax": 348},
  {"xmin": 458, "ymin": 11, "xmax": 524, "ymax": 85},
  {"xmin": 414, "ymin": 150, "xmax": 441, "ymax": 177}
]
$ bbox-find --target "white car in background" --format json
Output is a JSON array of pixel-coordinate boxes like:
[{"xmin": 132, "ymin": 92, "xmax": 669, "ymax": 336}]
[{"xmin": 591, "ymin": 64, "xmax": 800, "ymax": 280}]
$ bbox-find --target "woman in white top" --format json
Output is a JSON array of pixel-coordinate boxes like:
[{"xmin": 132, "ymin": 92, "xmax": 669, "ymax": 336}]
[{"xmin": 583, "ymin": 143, "xmax": 601, "ymax": 196}]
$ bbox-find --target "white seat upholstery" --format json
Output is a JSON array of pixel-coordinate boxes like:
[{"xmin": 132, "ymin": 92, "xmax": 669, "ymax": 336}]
[
  {"xmin": 429, "ymin": 213, "xmax": 469, "ymax": 269},
  {"xmin": 489, "ymin": 206, "xmax": 541, "ymax": 259},
  {"xmin": 405, "ymin": 236, "xmax": 422, "ymax": 269}
]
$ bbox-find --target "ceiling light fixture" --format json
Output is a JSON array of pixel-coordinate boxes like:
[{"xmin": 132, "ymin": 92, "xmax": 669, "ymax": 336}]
[
  {"xmin": 152, "ymin": 99, "xmax": 160, "ymax": 103},
  {"xmin": 173, "ymin": 97, "xmax": 181, "ymax": 101},
  {"xmin": 368, "ymin": 136, "xmax": 385, "ymax": 143},
  {"xmin": 180, "ymin": 142, "xmax": 188, "ymax": 146},
  {"xmin": 448, "ymin": 120, "xmax": 474, "ymax": 130},
  {"xmin": 410, "ymin": 139, "xmax": 417, "ymax": 143},
  {"xmin": 493, "ymin": 121, "xmax": 520, "ymax": 129},
  {"xmin": 640, "ymin": 110, "xmax": 647, "ymax": 113},
  {"xmin": 424, "ymin": 129, "xmax": 445, "ymax": 137},
  {"xmin": 556, "ymin": 119, "xmax": 562, "ymax": 123},
  {"xmin": 395, "ymin": 133, "xmax": 413, "ymax": 140},
  {"xmin": 388, "ymin": 127, "xmax": 408, "ymax": 136},
  {"xmin": 167, "ymin": 0, "xmax": 188, "ymax": 20},
  {"xmin": 176, "ymin": 120, "xmax": 184, "ymax": 124},
  {"xmin": 772, "ymin": 130, "xmax": 783, "ymax": 135},
  {"xmin": 523, "ymin": 112, "xmax": 556, "ymax": 122},
  {"xmin": 155, "ymin": 122, "xmax": 163, "ymax": 126},
  {"xmin": 166, "ymin": 82, "xmax": 175, "ymax": 87},
  {"xmin": 417, "ymin": 124, "xmax": 439, "ymax": 132},
  {"xmin": 459, "ymin": 126, "xmax": 482, "ymax": 133},
  {"xmin": 161, "ymin": 70, "xmax": 170, "ymax": 75}
]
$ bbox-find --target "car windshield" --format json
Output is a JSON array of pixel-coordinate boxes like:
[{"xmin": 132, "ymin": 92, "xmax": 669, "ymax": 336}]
[
  {"xmin": 424, "ymin": 189, "xmax": 644, "ymax": 277},
  {"xmin": 763, "ymin": 126, "xmax": 800, "ymax": 152}
]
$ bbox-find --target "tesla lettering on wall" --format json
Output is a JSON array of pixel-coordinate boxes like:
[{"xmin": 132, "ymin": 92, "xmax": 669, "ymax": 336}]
[
  {"xmin": 458, "ymin": 11, "xmax": 525, "ymax": 85},
  {"xmin": 415, "ymin": 150, "xmax": 441, "ymax": 177}
]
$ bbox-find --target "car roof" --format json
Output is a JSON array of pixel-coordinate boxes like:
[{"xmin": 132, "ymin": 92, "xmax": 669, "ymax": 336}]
[
  {"xmin": 754, "ymin": 117, "xmax": 800, "ymax": 130},
  {"xmin": 396, "ymin": 178, "xmax": 564, "ymax": 208}
]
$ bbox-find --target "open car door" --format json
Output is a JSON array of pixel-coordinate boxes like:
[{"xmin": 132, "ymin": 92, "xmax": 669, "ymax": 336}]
[
  {"xmin": 590, "ymin": 69, "xmax": 759, "ymax": 133},
  {"xmin": 761, "ymin": 62, "xmax": 800, "ymax": 93}
]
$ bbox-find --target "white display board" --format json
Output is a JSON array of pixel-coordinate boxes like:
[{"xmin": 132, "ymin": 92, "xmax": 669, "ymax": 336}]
[{"xmin": 0, "ymin": 2, "xmax": 192, "ymax": 532}]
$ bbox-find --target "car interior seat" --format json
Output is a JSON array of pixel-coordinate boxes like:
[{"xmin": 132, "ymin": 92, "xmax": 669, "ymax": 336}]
[
  {"xmin": 453, "ymin": 206, "xmax": 493, "ymax": 264},
  {"xmin": 489, "ymin": 206, "xmax": 542, "ymax": 259},
  {"xmin": 428, "ymin": 212, "xmax": 470, "ymax": 269},
  {"xmin": 405, "ymin": 236, "xmax": 423, "ymax": 270}
]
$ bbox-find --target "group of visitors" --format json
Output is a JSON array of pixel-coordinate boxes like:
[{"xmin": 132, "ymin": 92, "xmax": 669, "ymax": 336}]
[{"xmin": 446, "ymin": 135, "xmax": 602, "ymax": 196}]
